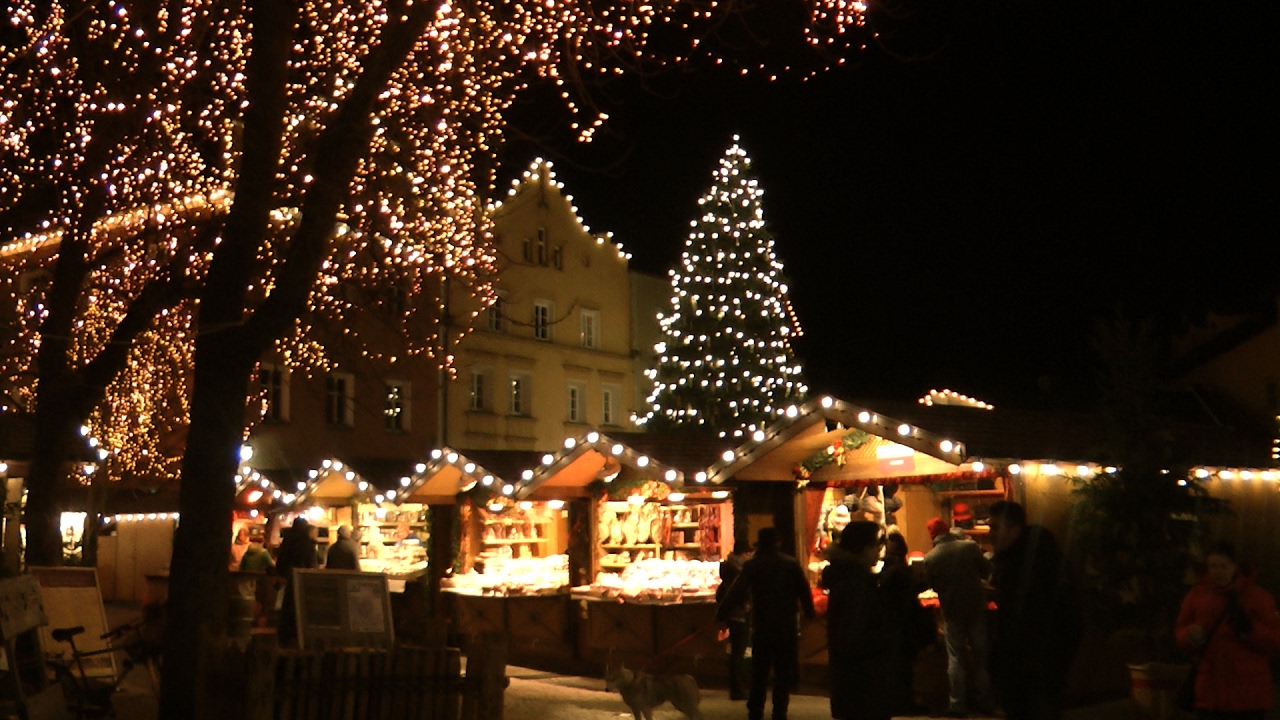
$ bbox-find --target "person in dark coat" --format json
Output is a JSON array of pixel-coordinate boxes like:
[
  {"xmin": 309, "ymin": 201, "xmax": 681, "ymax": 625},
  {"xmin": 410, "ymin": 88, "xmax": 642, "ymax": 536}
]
[
  {"xmin": 923, "ymin": 516, "xmax": 994, "ymax": 717},
  {"xmin": 821, "ymin": 521, "xmax": 890, "ymax": 720},
  {"xmin": 1175, "ymin": 540, "xmax": 1280, "ymax": 718},
  {"xmin": 879, "ymin": 531, "xmax": 928, "ymax": 716},
  {"xmin": 718, "ymin": 539, "xmax": 753, "ymax": 700},
  {"xmin": 717, "ymin": 527, "xmax": 815, "ymax": 720},
  {"xmin": 275, "ymin": 517, "xmax": 319, "ymax": 647},
  {"xmin": 324, "ymin": 525, "xmax": 362, "ymax": 571},
  {"xmin": 987, "ymin": 501, "xmax": 1081, "ymax": 720}
]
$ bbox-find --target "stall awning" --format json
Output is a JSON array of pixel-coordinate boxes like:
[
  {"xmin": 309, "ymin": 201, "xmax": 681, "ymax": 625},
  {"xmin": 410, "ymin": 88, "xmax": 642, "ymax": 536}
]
[
  {"xmin": 401, "ymin": 448, "xmax": 533, "ymax": 504},
  {"xmin": 707, "ymin": 398, "xmax": 967, "ymax": 484},
  {"xmin": 517, "ymin": 432, "xmax": 694, "ymax": 500},
  {"xmin": 854, "ymin": 400, "xmax": 1271, "ymax": 469}
]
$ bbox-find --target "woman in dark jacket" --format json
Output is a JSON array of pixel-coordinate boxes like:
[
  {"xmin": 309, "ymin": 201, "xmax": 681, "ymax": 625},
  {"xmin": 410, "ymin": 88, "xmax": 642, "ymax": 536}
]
[
  {"xmin": 1175, "ymin": 541, "xmax": 1280, "ymax": 719},
  {"xmin": 821, "ymin": 521, "xmax": 890, "ymax": 720}
]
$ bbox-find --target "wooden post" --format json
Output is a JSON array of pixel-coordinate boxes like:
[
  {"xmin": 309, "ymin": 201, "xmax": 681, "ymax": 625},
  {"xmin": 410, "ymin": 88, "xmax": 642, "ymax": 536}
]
[
  {"xmin": 244, "ymin": 632, "xmax": 279, "ymax": 720},
  {"xmin": 428, "ymin": 504, "xmax": 454, "ymax": 618},
  {"xmin": 461, "ymin": 631, "xmax": 507, "ymax": 720}
]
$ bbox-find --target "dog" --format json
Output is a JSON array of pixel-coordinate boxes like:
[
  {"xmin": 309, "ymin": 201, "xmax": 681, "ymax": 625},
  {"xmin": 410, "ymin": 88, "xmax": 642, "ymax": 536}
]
[{"xmin": 605, "ymin": 664, "xmax": 703, "ymax": 720}]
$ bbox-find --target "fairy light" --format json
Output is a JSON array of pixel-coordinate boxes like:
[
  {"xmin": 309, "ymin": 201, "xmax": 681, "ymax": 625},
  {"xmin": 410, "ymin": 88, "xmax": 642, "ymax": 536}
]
[
  {"xmin": 1, "ymin": 0, "xmax": 874, "ymax": 488},
  {"xmin": 641, "ymin": 139, "xmax": 808, "ymax": 438},
  {"xmin": 918, "ymin": 389, "xmax": 994, "ymax": 410}
]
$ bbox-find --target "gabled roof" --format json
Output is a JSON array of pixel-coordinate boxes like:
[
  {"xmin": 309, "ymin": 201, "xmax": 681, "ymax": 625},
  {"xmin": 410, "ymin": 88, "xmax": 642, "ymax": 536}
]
[
  {"xmin": 400, "ymin": 448, "xmax": 526, "ymax": 504},
  {"xmin": 706, "ymin": 397, "xmax": 968, "ymax": 484},
  {"xmin": 860, "ymin": 400, "xmax": 1270, "ymax": 468},
  {"xmin": 278, "ymin": 458, "xmax": 380, "ymax": 507},
  {"xmin": 0, "ymin": 412, "xmax": 96, "ymax": 465},
  {"xmin": 341, "ymin": 457, "xmax": 423, "ymax": 493},
  {"xmin": 518, "ymin": 431, "xmax": 692, "ymax": 499}
]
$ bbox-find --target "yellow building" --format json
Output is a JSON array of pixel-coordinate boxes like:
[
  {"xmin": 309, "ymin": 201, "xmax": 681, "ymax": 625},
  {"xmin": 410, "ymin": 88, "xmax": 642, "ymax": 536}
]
[{"xmin": 445, "ymin": 160, "xmax": 638, "ymax": 451}]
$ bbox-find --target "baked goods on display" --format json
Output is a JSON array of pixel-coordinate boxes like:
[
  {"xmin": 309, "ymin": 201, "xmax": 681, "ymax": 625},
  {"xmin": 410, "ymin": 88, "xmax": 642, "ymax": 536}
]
[
  {"xmin": 573, "ymin": 558, "xmax": 721, "ymax": 603},
  {"xmin": 444, "ymin": 554, "xmax": 569, "ymax": 596}
]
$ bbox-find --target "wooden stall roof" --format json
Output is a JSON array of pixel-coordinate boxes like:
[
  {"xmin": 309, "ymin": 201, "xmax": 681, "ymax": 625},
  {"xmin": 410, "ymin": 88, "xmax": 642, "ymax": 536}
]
[
  {"xmin": 401, "ymin": 448, "xmax": 533, "ymax": 504},
  {"xmin": 341, "ymin": 457, "xmax": 422, "ymax": 494},
  {"xmin": 274, "ymin": 458, "xmax": 378, "ymax": 507},
  {"xmin": 517, "ymin": 432, "xmax": 697, "ymax": 500},
  {"xmin": 707, "ymin": 398, "xmax": 967, "ymax": 484},
  {"xmin": 0, "ymin": 412, "xmax": 95, "ymax": 465},
  {"xmin": 862, "ymin": 400, "xmax": 1271, "ymax": 468}
]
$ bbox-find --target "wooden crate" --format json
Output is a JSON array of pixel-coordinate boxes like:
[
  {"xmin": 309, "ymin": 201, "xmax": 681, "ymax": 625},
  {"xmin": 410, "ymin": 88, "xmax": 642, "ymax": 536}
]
[
  {"xmin": 452, "ymin": 595, "xmax": 506, "ymax": 637},
  {"xmin": 506, "ymin": 596, "xmax": 569, "ymax": 647},
  {"xmin": 586, "ymin": 601, "xmax": 653, "ymax": 653},
  {"xmin": 652, "ymin": 603, "xmax": 720, "ymax": 659}
]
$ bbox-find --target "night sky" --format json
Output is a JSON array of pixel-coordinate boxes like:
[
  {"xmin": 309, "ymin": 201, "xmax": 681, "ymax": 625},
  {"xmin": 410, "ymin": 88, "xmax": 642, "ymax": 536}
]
[{"xmin": 501, "ymin": 0, "xmax": 1278, "ymax": 409}]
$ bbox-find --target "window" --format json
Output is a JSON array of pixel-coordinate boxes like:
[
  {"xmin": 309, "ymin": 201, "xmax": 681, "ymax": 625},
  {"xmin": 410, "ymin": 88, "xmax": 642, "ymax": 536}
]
[
  {"xmin": 552, "ymin": 246, "xmax": 563, "ymax": 270},
  {"xmin": 384, "ymin": 381, "xmax": 411, "ymax": 432},
  {"xmin": 580, "ymin": 309, "xmax": 600, "ymax": 349},
  {"xmin": 533, "ymin": 300, "xmax": 552, "ymax": 341},
  {"xmin": 383, "ymin": 284, "xmax": 407, "ymax": 316},
  {"xmin": 567, "ymin": 382, "xmax": 587, "ymax": 423},
  {"xmin": 536, "ymin": 228, "xmax": 547, "ymax": 265},
  {"xmin": 510, "ymin": 375, "xmax": 531, "ymax": 416},
  {"xmin": 257, "ymin": 363, "xmax": 291, "ymax": 422},
  {"xmin": 469, "ymin": 372, "xmax": 486, "ymax": 411},
  {"xmin": 325, "ymin": 372, "xmax": 355, "ymax": 427},
  {"xmin": 602, "ymin": 385, "xmax": 620, "ymax": 425},
  {"xmin": 486, "ymin": 290, "xmax": 507, "ymax": 333},
  {"xmin": 522, "ymin": 237, "xmax": 532, "ymax": 262}
]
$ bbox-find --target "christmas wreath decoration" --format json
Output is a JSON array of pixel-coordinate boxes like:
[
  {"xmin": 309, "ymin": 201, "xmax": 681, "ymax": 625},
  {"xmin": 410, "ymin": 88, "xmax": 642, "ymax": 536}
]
[
  {"xmin": 588, "ymin": 475, "xmax": 671, "ymax": 501},
  {"xmin": 793, "ymin": 429, "xmax": 871, "ymax": 480}
]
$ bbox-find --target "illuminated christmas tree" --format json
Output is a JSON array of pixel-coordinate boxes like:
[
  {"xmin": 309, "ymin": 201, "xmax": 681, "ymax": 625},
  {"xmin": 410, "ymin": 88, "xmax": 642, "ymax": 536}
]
[{"xmin": 644, "ymin": 138, "xmax": 808, "ymax": 438}]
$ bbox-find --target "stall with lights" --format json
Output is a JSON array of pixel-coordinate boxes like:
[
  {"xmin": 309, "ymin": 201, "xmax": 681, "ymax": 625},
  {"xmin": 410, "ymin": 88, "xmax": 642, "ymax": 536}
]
[
  {"xmin": 498, "ymin": 431, "xmax": 733, "ymax": 668},
  {"xmin": 399, "ymin": 448, "xmax": 535, "ymax": 635},
  {"xmin": 277, "ymin": 458, "xmax": 428, "ymax": 585}
]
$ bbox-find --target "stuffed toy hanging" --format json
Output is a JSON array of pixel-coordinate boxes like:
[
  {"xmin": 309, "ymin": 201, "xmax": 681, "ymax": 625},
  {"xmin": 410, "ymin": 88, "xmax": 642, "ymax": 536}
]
[{"xmin": 858, "ymin": 484, "xmax": 903, "ymax": 525}]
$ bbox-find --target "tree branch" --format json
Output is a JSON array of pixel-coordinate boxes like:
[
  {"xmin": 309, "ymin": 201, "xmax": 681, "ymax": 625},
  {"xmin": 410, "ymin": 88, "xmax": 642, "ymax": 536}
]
[{"xmin": 241, "ymin": 0, "xmax": 436, "ymax": 352}]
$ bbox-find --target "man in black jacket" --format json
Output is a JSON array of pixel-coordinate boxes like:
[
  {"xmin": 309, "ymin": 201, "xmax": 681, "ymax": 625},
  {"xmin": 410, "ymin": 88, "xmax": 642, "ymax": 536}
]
[
  {"xmin": 717, "ymin": 527, "xmax": 815, "ymax": 720},
  {"xmin": 988, "ymin": 501, "xmax": 1081, "ymax": 720}
]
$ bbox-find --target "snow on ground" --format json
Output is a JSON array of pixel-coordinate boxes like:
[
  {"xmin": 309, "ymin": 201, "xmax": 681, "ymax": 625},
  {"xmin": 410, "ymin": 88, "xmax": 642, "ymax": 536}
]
[
  {"xmin": 502, "ymin": 666, "xmax": 1143, "ymax": 720},
  {"xmin": 504, "ymin": 666, "xmax": 833, "ymax": 720}
]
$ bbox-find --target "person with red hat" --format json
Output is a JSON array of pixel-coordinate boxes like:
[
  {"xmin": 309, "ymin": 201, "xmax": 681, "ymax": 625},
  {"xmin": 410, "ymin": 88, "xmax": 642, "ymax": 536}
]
[{"xmin": 923, "ymin": 516, "xmax": 994, "ymax": 717}]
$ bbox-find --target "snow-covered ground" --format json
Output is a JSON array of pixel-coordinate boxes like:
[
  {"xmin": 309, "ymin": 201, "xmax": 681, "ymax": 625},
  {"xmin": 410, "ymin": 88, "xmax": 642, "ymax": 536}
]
[
  {"xmin": 504, "ymin": 666, "xmax": 834, "ymax": 720},
  {"xmin": 502, "ymin": 666, "xmax": 1141, "ymax": 720}
]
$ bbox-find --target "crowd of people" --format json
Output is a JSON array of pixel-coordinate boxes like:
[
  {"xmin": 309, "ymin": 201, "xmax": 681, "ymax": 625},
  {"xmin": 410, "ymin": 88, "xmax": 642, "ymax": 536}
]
[
  {"xmin": 714, "ymin": 499, "xmax": 1280, "ymax": 720},
  {"xmin": 228, "ymin": 517, "xmax": 365, "ymax": 646}
]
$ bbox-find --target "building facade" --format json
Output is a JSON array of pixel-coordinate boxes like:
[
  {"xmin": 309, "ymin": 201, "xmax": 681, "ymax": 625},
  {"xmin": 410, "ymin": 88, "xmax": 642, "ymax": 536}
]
[{"xmin": 443, "ymin": 161, "xmax": 639, "ymax": 451}]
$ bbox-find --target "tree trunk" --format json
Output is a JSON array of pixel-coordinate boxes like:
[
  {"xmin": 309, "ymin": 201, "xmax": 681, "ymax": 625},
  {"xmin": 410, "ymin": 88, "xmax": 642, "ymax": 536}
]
[
  {"xmin": 23, "ymin": 394, "xmax": 82, "ymax": 566},
  {"xmin": 158, "ymin": 341, "xmax": 254, "ymax": 720}
]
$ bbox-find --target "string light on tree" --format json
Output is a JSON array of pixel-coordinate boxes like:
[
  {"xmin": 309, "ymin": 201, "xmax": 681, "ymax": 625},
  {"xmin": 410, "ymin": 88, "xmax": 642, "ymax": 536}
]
[{"xmin": 642, "ymin": 137, "xmax": 808, "ymax": 439}]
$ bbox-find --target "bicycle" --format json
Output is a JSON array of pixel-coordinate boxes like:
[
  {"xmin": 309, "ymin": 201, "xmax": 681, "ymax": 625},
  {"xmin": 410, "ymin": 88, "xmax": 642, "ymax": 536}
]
[{"xmin": 45, "ymin": 621, "xmax": 160, "ymax": 719}]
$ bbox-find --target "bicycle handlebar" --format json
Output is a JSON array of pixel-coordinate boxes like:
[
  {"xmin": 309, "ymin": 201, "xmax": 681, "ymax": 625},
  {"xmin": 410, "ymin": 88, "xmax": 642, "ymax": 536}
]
[{"xmin": 100, "ymin": 621, "xmax": 140, "ymax": 641}]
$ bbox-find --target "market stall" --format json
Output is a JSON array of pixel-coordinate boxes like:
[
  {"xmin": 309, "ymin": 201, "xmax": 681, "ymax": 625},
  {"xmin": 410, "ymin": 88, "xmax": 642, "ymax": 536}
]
[
  {"xmin": 703, "ymin": 397, "xmax": 977, "ymax": 671},
  {"xmin": 435, "ymin": 449, "xmax": 575, "ymax": 662},
  {"xmin": 504, "ymin": 431, "xmax": 733, "ymax": 667},
  {"xmin": 280, "ymin": 458, "xmax": 429, "ymax": 586}
]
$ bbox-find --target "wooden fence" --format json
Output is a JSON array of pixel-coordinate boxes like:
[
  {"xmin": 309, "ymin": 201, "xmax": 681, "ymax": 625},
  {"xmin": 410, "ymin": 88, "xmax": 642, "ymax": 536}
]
[
  {"xmin": 208, "ymin": 631, "xmax": 505, "ymax": 720},
  {"xmin": 272, "ymin": 645, "xmax": 462, "ymax": 720}
]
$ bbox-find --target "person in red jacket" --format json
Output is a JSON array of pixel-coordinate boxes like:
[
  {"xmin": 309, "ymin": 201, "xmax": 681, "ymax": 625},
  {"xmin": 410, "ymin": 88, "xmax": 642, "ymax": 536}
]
[{"xmin": 1175, "ymin": 540, "xmax": 1280, "ymax": 719}]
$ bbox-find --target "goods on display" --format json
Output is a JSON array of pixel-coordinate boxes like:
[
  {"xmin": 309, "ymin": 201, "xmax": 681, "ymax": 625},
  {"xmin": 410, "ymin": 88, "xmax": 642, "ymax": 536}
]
[
  {"xmin": 573, "ymin": 558, "xmax": 720, "ymax": 603},
  {"xmin": 444, "ymin": 555, "xmax": 569, "ymax": 596},
  {"xmin": 597, "ymin": 500, "xmax": 723, "ymax": 570}
]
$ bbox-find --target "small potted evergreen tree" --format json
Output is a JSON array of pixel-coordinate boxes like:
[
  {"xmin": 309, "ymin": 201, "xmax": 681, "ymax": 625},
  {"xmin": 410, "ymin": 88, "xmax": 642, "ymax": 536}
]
[{"xmin": 1069, "ymin": 317, "xmax": 1231, "ymax": 718}]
